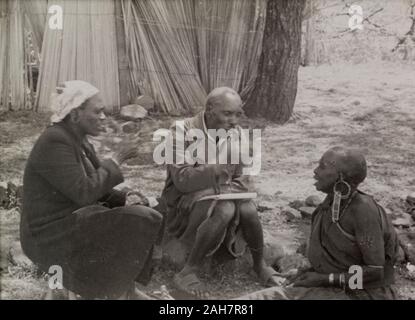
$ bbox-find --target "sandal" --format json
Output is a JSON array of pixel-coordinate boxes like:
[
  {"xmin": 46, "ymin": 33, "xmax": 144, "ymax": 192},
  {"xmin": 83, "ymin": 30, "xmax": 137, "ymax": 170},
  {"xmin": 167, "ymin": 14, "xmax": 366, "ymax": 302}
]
[{"xmin": 173, "ymin": 272, "xmax": 209, "ymax": 299}]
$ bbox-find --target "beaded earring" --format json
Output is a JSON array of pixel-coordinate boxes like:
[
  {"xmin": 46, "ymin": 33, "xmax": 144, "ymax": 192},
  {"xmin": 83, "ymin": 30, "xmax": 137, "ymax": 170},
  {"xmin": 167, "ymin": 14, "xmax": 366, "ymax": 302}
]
[{"xmin": 332, "ymin": 173, "xmax": 351, "ymax": 223}]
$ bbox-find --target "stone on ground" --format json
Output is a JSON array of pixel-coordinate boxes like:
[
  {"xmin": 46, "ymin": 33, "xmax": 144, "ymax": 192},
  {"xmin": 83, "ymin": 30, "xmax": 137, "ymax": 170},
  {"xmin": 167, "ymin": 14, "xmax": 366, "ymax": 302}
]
[
  {"xmin": 134, "ymin": 95, "xmax": 155, "ymax": 111},
  {"xmin": 288, "ymin": 200, "xmax": 305, "ymax": 210},
  {"xmin": 122, "ymin": 121, "xmax": 139, "ymax": 134},
  {"xmin": 398, "ymin": 230, "xmax": 415, "ymax": 264},
  {"xmin": 282, "ymin": 207, "xmax": 302, "ymax": 221},
  {"xmin": 392, "ymin": 214, "xmax": 414, "ymax": 228},
  {"xmin": 120, "ymin": 104, "xmax": 148, "ymax": 121}
]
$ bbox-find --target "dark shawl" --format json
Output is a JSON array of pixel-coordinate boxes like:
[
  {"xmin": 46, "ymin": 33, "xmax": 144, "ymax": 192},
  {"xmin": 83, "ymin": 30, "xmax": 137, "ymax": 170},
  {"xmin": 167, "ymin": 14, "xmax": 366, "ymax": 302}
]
[{"xmin": 307, "ymin": 190, "xmax": 398, "ymax": 289}]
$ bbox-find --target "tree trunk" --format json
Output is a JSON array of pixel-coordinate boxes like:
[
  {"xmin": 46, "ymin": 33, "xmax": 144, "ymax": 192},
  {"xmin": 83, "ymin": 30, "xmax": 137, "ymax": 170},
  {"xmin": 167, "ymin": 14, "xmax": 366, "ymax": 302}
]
[{"xmin": 244, "ymin": 0, "xmax": 305, "ymax": 123}]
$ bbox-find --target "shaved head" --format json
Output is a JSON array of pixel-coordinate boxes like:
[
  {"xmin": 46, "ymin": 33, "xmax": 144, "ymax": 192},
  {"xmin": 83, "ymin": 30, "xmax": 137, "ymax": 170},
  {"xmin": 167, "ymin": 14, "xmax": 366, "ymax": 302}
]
[
  {"xmin": 324, "ymin": 146, "xmax": 367, "ymax": 186},
  {"xmin": 204, "ymin": 87, "xmax": 243, "ymax": 130},
  {"xmin": 205, "ymin": 87, "xmax": 242, "ymax": 112},
  {"xmin": 314, "ymin": 146, "xmax": 367, "ymax": 193}
]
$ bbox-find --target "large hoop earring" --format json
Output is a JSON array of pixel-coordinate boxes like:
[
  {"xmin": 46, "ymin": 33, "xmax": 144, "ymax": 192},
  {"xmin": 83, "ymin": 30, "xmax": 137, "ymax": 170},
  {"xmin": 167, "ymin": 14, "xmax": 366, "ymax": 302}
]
[
  {"xmin": 332, "ymin": 175, "xmax": 351, "ymax": 223},
  {"xmin": 333, "ymin": 180, "xmax": 351, "ymax": 199}
]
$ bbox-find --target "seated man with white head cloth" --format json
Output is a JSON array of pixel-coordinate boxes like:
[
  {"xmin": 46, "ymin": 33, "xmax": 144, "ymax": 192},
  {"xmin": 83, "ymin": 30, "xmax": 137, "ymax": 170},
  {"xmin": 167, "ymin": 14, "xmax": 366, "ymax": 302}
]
[{"xmin": 20, "ymin": 80, "xmax": 162, "ymax": 299}]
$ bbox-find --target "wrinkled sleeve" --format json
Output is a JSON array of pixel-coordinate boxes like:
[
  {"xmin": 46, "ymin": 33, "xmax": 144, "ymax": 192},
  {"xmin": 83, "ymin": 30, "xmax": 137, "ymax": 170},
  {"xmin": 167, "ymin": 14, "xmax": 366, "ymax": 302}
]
[
  {"xmin": 167, "ymin": 121, "xmax": 227, "ymax": 193},
  {"xmin": 31, "ymin": 133, "xmax": 124, "ymax": 207},
  {"xmin": 168, "ymin": 164, "xmax": 220, "ymax": 193},
  {"xmin": 230, "ymin": 165, "xmax": 251, "ymax": 192}
]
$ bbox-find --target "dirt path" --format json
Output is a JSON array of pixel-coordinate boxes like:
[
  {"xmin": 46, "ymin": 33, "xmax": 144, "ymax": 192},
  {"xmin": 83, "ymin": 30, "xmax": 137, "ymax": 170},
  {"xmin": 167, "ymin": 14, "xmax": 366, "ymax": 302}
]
[{"xmin": 1, "ymin": 62, "xmax": 414, "ymax": 299}]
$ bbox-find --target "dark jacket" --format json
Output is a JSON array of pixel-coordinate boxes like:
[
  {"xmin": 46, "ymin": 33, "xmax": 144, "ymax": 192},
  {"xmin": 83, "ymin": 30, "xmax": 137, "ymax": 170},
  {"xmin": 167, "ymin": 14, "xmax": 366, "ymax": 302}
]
[
  {"xmin": 20, "ymin": 122, "xmax": 124, "ymax": 266},
  {"xmin": 161, "ymin": 112, "xmax": 250, "ymax": 211}
]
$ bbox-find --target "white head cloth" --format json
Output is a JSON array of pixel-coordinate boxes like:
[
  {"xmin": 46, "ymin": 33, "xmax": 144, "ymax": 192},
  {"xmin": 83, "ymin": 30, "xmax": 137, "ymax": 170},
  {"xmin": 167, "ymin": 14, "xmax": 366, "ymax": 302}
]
[{"xmin": 50, "ymin": 80, "xmax": 99, "ymax": 124}]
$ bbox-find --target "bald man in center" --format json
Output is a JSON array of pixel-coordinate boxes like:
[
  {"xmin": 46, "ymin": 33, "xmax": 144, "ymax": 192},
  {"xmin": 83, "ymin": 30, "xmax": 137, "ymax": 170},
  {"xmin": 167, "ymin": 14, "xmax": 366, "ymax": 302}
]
[{"xmin": 161, "ymin": 87, "xmax": 280, "ymax": 298}]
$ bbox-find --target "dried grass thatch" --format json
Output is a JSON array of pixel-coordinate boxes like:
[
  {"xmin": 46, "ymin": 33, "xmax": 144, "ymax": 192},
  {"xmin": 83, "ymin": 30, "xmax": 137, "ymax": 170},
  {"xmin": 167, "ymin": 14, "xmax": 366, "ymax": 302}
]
[
  {"xmin": 0, "ymin": 0, "xmax": 31, "ymax": 111},
  {"xmin": 195, "ymin": 0, "xmax": 266, "ymax": 98},
  {"xmin": 36, "ymin": 0, "xmax": 120, "ymax": 113},
  {"xmin": 21, "ymin": 0, "xmax": 48, "ymax": 51},
  {"xmin": 3, "ymin": 0, "xmax": 266, "ymax": 115},
  {"xmin": 0, "ymin": 0, "xmax": 10, "ymax": 110},
  {"xmin": 122, "ymin": 0, "xmax": 266, "ymax": 114},
  {"xmin": 122, "ymin": 0, "xmax": 207, "ymax": 114},
  {"xmin": 1, "ymin": 0, "xmax": 48, "ymax": 111}
]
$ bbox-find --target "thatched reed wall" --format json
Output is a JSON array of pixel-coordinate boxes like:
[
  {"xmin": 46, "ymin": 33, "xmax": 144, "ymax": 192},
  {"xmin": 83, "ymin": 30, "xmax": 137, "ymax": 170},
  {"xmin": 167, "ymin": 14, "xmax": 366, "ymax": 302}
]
[
  {"xmin": 0, "ymin": 0, "xmax": 30, "ymax": 111},
  {"xmin": 0, "ymin": 0, "xmax": 266, "ymax": 114},
  {"xmin": 36, "ymin": 0, "xmax": 120, "ymax": 113},
  {"xmin": 122, "ymin": 0, "xmax": 266, "ymax": 113}
]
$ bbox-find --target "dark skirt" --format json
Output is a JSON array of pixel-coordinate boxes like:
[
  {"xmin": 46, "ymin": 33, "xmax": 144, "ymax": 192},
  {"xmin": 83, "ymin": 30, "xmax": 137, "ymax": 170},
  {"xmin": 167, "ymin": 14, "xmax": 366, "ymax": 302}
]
[{"xmin": 26, "ymin": 204, "xmax": 162, "ymax": 299}]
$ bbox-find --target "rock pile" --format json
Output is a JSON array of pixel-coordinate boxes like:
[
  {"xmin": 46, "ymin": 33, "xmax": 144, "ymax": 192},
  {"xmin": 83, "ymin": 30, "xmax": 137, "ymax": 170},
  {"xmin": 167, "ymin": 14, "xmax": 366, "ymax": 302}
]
[
  {"xmin": 284, "ymin": 194, "xmax": 323, "ymax": 221},
  {"xmin": 385, "ymin": 194, "xmax": 415, "ymax": 264},
  {"xmin": 120, "ymin": 104, "xmax": 148, "ymax": 121}
]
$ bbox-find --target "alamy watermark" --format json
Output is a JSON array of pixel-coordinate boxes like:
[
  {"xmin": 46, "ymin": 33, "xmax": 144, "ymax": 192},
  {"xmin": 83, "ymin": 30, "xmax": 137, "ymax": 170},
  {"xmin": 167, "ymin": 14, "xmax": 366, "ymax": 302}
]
[
  {"xmin": 348, "ymin": 265, "xmax": 363, "ymax": 290},
  {"xmin": 348, "ymin": 4, "xmax": 364, "ymax": 31},
  {"xmin": 48, "ymin": 5, "xmax": 63, "ymax": 30},
  {"xmin": 152, "ymin": 121, "xmax": 262, "ymax": 176},
  {"xmin": 48, "ymin": 265, "xmax": 63, "ymax": 290}
]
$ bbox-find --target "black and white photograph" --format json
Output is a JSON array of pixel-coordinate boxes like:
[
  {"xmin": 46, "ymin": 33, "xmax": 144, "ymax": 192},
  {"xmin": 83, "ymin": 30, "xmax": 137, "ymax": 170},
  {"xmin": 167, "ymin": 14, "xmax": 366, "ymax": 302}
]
[{"xmin": 0, "ymin": 0, "xmax": 414, "ymax": 305}]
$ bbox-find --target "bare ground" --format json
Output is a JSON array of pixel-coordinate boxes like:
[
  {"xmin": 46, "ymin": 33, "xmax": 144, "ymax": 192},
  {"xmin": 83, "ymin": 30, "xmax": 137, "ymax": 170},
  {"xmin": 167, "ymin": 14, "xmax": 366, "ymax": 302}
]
[{"xmin": 1, "ymin": 62, "xmax": 414, "ymax": 299}]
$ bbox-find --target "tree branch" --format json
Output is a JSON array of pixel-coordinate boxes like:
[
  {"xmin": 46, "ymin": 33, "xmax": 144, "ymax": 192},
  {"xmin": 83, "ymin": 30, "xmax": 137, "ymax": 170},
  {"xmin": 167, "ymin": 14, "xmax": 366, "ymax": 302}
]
[{"xmin": 391, "ymin": 2, "xmax": 415, "ymax": 52}]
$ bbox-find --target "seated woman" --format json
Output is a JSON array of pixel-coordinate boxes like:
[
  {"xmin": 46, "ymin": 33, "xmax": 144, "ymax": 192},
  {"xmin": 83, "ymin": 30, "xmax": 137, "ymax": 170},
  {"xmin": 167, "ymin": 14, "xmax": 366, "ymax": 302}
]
[
  {"xmin": 237, "ymin": 146, "xmax": 399, "ymax": 300},
  {"xmin": 20, "ymin": 80, "xmax": 162, "ymax": 299}
]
